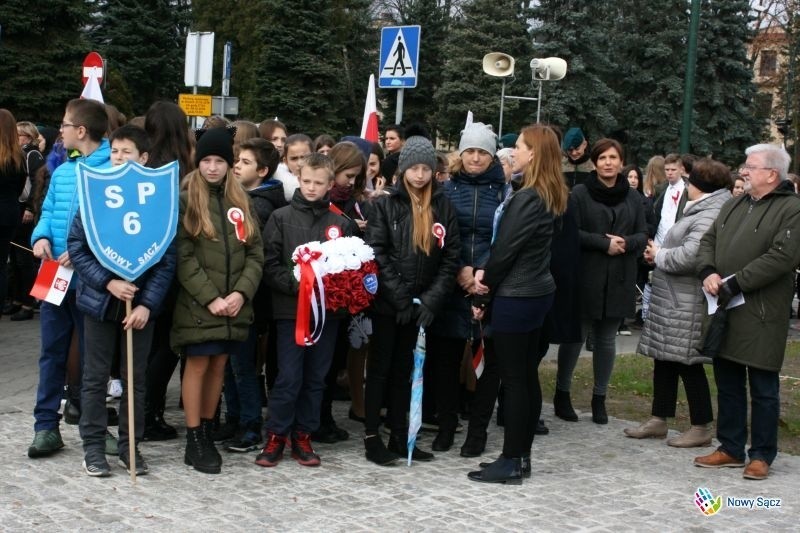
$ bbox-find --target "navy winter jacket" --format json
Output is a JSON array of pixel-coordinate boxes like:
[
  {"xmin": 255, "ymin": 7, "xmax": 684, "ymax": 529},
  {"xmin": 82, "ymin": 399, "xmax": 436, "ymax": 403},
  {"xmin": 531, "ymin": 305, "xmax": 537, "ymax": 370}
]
[
  {"xmin": 431, "ymin": 162, "xmax": 505, "ymax": 338},
  {"xmin": 68, "ymin": 213, "xmax": 176, "ymax": 322}
]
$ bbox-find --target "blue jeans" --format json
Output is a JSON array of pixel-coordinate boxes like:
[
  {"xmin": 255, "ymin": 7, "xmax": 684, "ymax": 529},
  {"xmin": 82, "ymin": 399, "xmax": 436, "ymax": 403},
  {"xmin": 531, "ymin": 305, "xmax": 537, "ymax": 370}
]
[
  {"xmin": 556, "ymin": 317, "xmax": 618, "ymax": 396},
  {"xmin": 264, "ymin": 319, "xmax": 340, "ymax": 435},
  {"xmin": 222, "ymin": 325, "xmax": 262, "ymax": 426},
  {"xmin": 34, "ymin": 292, "xmax": 84, "ymax": 431},
  {"xmin": 713, "ymin": 357, "xmax": 780, "ymax": 465}
]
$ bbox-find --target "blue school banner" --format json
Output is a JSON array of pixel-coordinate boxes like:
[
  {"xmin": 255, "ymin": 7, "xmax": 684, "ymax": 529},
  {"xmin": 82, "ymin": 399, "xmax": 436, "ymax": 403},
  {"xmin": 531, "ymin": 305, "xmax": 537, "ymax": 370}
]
[{"xmin": 76, "ymin": 161, "xmax": 179, "ymax": 282}]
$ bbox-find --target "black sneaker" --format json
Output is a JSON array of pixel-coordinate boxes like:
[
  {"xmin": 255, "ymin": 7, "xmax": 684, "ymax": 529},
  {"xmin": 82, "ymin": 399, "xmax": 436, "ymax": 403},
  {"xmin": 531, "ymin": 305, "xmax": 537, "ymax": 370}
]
[
  {"xmin": 211, "ymin": 419, "xmax": 239, "ymax": 443},
  {"xmin": 255, "ymin": 432, "xmax": 286, "ymax": 467},
  {"xmin": 83, "ymin": 451, "xmax": 111, "ymax": 477},
  {"xmin": 291, "ymin": 431, "xmax": 321, "ymax": 466},
  {"xmin": 63, "ymin": 399, "xmax": 80, "ymax": 425},
  {"xmin": 118, "ymin": 449, "xmax": 149, "ymax": 475},
  {"xmin": 227, "ymin": 429, "xmax": 262, "ymax": 453}
]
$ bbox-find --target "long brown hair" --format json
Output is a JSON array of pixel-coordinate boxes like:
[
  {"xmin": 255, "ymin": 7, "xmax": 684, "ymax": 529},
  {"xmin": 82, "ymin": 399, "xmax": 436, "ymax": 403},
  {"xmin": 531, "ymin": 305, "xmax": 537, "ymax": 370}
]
[
  {"xmin": 0, "ymin": 109, "xmax": 24, "ymax": 172},
  {"xmin": 518, "ymin": 125, "xmax": 568, "ymax": 216},
  {"xmin": 181, "ymin": 168, "xmax": 258, "ymax": 241},
  {"xmin": 403, "ymin": 174, "xmax": 434, "ymax": 255}
]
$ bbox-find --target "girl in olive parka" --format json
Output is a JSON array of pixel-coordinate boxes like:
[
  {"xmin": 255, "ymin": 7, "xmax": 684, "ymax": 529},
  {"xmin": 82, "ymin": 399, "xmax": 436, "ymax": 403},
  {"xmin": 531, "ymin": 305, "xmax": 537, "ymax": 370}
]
[{"xmin": 171, "ymin": 128, "xmax": 264, "ymax": 474}]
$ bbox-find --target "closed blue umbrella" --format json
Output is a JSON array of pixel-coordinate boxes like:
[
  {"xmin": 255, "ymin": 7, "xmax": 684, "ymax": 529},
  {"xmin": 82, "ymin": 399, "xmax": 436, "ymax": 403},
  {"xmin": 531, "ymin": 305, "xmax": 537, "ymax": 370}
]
[{"xmin": 408, "ymin": 325, "xmax": 426, "ymax": 466}]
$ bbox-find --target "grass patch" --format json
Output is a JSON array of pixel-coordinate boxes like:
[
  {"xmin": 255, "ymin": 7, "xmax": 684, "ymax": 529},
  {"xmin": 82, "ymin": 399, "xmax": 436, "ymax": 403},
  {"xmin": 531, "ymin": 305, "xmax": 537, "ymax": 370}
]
[{"xmin": 539, "ymin": 341, "xmax": 800, "ymax": 455}]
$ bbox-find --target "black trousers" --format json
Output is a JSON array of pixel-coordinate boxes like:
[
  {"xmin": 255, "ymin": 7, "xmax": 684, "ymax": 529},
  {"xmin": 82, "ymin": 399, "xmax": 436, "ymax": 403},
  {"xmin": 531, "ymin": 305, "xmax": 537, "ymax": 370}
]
[
  {"xmin": 494, "ymin": 329, "xmax": 542, "ymax": 458},
  {"xmin": 144, "ymin": 309, "xmax": 179, "ymax": 417},
  {"xmin": 423, "ymin": 334, "xmax": 464, "ymax": 433},
  {"xmin": 651, "ymin": 359, "xmax": 713, "ymax": 425},
  {"xmin": 466, "ymin": 337, "xmax": 500, "ymax": 437},
  {"xmin": 364, "ymin": 315, "xmax": 417, "ymax": 435}
]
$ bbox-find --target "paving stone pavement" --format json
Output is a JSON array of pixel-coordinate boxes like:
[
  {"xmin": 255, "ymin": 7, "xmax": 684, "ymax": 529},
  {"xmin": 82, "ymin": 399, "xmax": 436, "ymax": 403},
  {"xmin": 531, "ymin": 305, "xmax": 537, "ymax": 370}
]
[{"xmin": 1, "ymin": 316, "xmax": 798, "ymax": 531}]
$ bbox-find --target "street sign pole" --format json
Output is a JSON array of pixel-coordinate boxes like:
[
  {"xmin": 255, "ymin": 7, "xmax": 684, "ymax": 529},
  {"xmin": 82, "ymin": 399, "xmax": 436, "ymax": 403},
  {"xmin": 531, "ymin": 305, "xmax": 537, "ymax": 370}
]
[{"xmin": 396, "ymin": 88, "xmax": 404, "ymax": 125}]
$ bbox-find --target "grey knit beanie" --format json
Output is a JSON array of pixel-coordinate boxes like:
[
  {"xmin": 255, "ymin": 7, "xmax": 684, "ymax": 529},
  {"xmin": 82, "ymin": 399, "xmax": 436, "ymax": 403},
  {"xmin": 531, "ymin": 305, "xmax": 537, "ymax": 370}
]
[
  {"xmin": 398, "ymin": 136, "xmax": 437, "ymax": 177},
  {"xmin": 458, "ymin": 122, "xmax": 497, "ymax": 156}
]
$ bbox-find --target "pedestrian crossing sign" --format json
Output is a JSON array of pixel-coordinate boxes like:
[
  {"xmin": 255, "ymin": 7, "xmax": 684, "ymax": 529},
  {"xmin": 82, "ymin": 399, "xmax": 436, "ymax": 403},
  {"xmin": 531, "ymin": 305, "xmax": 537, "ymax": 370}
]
[{"xmin": 379, "ymin": 25, "xmax": 421, "ymax": 89}]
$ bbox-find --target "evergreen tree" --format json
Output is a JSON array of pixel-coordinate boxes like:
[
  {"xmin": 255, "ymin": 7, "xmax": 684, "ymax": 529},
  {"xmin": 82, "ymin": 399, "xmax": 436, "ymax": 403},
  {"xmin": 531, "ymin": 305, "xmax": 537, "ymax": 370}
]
[
  {"xmin": 91, "ymin": 0, "xmax": 190, "ymax": 115},
  {"xmin": 530, "ymin": 0, "xmax": 620, "ymax": 142},
  {"xmin": 434, "ymin": 0, "xmax": 534, "ymax": 141},
  {"xmin": 0, "ymin": 0, "xmax": 91, "ymax": 124},
  {"xmin": 249, "ymin": 0, "xmax": 375, "ymax": 137},
  {"xmin": 609, "ymin": 0, "xmax": 688, "ymax": 164},
  {"xmin": 383, "ymin": 0, "xmax": 455, "ymax": 136},
  {"xmin": 691, "ymin": 0, "xmax": 763, "ymax": 164}
]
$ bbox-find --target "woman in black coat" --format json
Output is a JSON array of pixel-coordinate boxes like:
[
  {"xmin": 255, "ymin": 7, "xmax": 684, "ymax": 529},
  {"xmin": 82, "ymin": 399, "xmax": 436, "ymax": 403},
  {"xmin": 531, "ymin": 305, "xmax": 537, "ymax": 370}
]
[
  {"xmin": 468, "ymin": 125, "xmax": 568, "ymax": 484},
  {"xmin": 363, "ymin": 136, "xmax": 460, "ymax": 465},
  {"xmin": 0, "ymin": 110, "xmax": 27, "ymax": 318},
  {"xmin": 557, "ymin": 139, "xmax": 648, "ymax": 425}
]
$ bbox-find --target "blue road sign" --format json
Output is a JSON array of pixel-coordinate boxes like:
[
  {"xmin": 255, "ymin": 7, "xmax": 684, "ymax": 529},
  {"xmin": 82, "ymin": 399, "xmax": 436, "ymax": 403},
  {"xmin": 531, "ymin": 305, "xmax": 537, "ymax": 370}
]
[
  {"xmin": 379, "ymin": 25, "xmax": 421, "ymax": 89},
  {"xmin": 76, "ymin": 161, "xmax": 179, "ymax": 282}
]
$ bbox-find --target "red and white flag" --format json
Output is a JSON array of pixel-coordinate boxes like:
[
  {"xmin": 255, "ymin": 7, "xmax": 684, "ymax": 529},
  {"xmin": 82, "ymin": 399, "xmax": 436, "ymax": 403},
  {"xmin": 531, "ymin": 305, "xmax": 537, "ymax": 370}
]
[
  {"xmin": 471, "ymin": 337, "xmax": 485, "ymax": 379},
  {"xmin": 360, "ymin": 74, "xmax": 379, "ymax": 143},
  {"xmin": 81, "ymin": 68, "xmax": 105, "ymax": 104},
  {"xmin": 30, "ymin": 259, "xmax": 74, "ymax": 306}
]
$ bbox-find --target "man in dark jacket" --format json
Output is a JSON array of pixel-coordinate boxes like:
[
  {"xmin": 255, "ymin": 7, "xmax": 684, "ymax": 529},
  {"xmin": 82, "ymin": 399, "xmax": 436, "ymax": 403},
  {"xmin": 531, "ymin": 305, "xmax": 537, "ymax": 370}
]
[
  {"xmin": 561, "ymin": 127, "xmax": 594, "ymax": 190},
  {"xmin": 694, "ymin": 144, "xmax": 800, "ymax": 480}
]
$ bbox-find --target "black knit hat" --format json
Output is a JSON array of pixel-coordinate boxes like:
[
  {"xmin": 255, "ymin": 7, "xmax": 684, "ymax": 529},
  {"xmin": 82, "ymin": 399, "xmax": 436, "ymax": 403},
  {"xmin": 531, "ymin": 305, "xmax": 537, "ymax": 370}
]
[
  {"xmin": 398, "ymin": 136, "xmax": 437, "ymax": 177},
  {"xmin": 194, "ymin": 127, "xmax": 234, "ymax": 168}
]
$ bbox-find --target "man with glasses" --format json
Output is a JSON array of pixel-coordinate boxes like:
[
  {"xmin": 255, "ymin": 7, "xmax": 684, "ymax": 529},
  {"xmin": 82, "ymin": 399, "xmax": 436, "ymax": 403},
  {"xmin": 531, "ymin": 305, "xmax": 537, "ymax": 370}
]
[
  {"xmin": 561, "ymin": 127, "xmax": 594, "ymax": 190},
  {"xmin": 694, "ymin": 143, "xmax": 800, "ymax": 480}
]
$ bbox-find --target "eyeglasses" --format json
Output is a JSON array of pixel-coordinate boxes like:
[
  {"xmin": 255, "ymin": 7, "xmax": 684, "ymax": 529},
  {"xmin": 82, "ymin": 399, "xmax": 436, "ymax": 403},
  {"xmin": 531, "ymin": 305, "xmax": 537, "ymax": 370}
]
[
  {"xmin": 60, "ymin": 122, "xmax": 81, "ymax": 130},
  {"xmin": 739, "ymin": 165, "xmax": 774, "ymax": 172}
]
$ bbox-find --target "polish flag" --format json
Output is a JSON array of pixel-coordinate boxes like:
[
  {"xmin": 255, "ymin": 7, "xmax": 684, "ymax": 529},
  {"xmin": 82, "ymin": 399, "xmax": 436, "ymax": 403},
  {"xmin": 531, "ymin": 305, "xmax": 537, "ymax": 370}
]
[
  {"xmin": 360, "ymin": 74, "xmax": 379, "ymax": 143},
  {"xmin": 472, "ymin": 337, "xmax": 485, "ymax": 379},
  {"xmin": 30, "ymin": 259, "xmax": 74, "ymax": 306},
  {"xmin": 80, "ymin": 68, "xmax": 105, "ymax": 104}
]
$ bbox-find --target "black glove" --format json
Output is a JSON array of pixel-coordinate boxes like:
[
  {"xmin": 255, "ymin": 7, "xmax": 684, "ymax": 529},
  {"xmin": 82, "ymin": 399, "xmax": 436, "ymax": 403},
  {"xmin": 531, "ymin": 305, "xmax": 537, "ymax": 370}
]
[
  {"xmin": 415, "ymin": 303, "xmax": 435, "ymax": 328},
  {"xmin": 396, "ymin": 306, "xmax": 413, "ymax": 325},
  {"xmin": 717, "ymin": 281, "xmax": 734, "ymax": 309}
]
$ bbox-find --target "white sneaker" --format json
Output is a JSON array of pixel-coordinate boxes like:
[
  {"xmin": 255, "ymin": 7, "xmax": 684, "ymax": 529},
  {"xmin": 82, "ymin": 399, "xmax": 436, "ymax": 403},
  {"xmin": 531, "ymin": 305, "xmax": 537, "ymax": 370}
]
[{"xmin": 107, "ymin": 379, "xmax": 123, "ymax": 400}]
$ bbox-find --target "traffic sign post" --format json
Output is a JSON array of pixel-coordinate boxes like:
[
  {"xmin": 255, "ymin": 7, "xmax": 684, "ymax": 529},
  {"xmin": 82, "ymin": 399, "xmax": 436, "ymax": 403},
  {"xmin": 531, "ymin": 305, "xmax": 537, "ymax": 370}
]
[{"xmin": 379, "ymin": 25, "xmax": 421, "ymax": 124}]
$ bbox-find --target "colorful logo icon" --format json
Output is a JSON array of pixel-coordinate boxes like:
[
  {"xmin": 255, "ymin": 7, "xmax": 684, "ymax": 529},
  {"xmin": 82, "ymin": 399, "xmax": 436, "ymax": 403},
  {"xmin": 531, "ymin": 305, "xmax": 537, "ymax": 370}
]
[{"xmin": 695, "ymin": 487, "xmax": 722, "ymax": 516}]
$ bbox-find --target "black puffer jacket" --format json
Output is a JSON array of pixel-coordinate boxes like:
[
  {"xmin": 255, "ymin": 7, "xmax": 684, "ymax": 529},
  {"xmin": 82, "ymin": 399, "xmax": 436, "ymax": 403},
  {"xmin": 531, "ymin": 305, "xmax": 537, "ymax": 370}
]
[
  {"xmin": 249, "ymin": 179, "xmax": 287, "ymax": 229},
  {"xmin": 366, "ymin": 179, "xmax": 461, "ymax": 317},
  {"xmin": 262, "ymin": 189, "xmax": 354, "ymax": 320},
  {"xmin": 249, "ymin": 178, "xmax": 287, "ymax": 329}
]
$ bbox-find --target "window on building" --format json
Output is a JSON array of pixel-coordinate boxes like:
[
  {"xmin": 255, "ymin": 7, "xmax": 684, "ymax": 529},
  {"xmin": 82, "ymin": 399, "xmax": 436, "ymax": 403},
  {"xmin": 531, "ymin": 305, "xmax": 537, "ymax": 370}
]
[
  {"xmin": 760, "ymin": 50, "xmax": 778, "ymax": 77},
  {"xmin": 754, "ymin": 92, "xmax": 774, "ymax": 120}
]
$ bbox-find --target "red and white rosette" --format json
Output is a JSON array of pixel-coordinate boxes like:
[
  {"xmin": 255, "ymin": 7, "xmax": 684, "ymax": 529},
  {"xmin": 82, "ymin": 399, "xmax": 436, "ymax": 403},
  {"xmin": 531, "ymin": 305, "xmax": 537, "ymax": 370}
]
[
  {"xmin": 227, "ymin": 207, "xmax": 247, "ymax": 243},
  {"xmin": 432, "ymin": 222, "xmax": 446, "ymax": 249},
  {"xmin": 292, "ymin": 242, "xmax": 326, "ymax": 346}
]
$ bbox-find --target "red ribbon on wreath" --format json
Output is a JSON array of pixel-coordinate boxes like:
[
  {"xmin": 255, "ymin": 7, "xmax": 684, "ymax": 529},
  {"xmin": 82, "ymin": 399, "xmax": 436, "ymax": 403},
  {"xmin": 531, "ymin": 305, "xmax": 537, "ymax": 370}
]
[{"xmin": 294, "ymin": 246, "xmax": 326, "ymax": 346}]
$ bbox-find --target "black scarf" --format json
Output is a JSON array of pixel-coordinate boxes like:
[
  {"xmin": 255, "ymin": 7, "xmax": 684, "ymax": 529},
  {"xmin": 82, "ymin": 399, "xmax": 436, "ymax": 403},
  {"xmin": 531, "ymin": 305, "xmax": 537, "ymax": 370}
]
[{"xmin": 584, "ymin": 171, "xmax": 630, "ymax": 206}]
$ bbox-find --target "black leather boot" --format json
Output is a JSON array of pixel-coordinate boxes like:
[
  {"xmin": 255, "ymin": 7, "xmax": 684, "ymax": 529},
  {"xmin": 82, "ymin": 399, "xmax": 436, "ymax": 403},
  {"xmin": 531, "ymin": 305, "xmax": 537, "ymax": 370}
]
[
  {"xmin": 468, "ymin": 455, "xmax": 523, "ymax": 484},
  {"xmin": 553, "ymin": 389, "xmax": 578, "ymax": 422},
  {"xmin": 200, "ymin": 418, "xmax": 222, "ymax": 468},
  {"xmin": 591, "ymin": 394, "xmax": 608, "ymax": 425},
  {"xmin": 480, "ymin": 454, "xmax": 531, "ymax": 478},
  {"xmin": 459, "ymin": 432, "xmax": 487, "ymax": 458},
  {"xmin": 431, "ymin": 430, "xmax": 455, "ymax": 452},
  {"xmin": 184, "ymin": 426, "xmax": 220, "ymax": 474},
  {"xmin": 388, "ymin": 432, "xmax": 433, "ymax": 461},
  {"xmin": 364, "ymin": 434, "xmax": 399, "ymax": 466}
]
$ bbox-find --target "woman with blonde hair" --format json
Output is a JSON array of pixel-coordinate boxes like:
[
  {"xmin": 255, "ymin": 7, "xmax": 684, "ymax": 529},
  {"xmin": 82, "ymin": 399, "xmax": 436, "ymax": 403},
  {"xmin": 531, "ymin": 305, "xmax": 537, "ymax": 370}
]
[
  {"xmin": 469, "ymin": 124, "xmax": 568, "ymax": 484},
  {"xmin": 643, "ymin": 155, "xmax": 666, "ymax": 198},
  {"xmin": 171, "ymin": 128, "xmax": 264, "ymax": 474}
]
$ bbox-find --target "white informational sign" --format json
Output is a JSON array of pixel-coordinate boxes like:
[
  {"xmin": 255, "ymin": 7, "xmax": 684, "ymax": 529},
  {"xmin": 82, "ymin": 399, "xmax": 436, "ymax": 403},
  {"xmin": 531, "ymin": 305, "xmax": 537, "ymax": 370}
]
[{"xmin": 184, "ymin": 32, "xmax": 215, "ymax": 87}]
